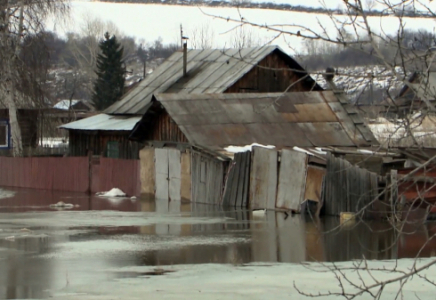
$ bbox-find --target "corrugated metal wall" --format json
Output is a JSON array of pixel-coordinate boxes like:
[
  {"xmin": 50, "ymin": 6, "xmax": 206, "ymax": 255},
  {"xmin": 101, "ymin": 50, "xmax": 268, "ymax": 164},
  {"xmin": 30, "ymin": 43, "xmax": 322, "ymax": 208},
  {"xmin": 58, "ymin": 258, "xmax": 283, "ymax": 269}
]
[
  {"xmin": 92, "ymin": 157, "xmax": 140, "ymax": 196},
  {"xmin": 0, "ymin": 156, "xmax": 140, "ymax": 196},
  {"xmin": 0, "ymin": 156, "xmax": 89, "ymax": 192}
]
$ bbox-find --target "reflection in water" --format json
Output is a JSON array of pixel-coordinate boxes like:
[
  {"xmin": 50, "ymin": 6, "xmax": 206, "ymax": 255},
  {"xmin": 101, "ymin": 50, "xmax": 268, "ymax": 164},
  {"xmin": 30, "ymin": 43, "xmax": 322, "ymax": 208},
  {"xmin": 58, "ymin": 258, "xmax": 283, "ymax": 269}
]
[{"xmin": 0, "ymin": 188, "xmax": 436, "ymax": 299}]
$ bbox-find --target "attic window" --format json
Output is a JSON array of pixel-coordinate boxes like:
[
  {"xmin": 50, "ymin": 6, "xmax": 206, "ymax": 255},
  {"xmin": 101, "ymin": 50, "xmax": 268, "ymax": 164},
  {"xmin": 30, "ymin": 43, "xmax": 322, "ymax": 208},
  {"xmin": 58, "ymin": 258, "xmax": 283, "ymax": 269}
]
[{"xmin": 0, "ymin": 121, "xmax": 9, "ymax": 148}]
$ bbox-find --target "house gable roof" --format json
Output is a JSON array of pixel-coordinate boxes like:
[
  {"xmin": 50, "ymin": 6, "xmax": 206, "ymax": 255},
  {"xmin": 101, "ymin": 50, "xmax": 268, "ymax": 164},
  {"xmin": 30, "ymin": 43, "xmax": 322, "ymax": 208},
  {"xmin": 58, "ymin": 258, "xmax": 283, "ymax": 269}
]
[
  {"xmin": 150, "ymin": 92, "xmax": 378, "ymax": 149},
  {"xmin": 104, "ymin": 46, "xmax": 319, "ymax": 115}
]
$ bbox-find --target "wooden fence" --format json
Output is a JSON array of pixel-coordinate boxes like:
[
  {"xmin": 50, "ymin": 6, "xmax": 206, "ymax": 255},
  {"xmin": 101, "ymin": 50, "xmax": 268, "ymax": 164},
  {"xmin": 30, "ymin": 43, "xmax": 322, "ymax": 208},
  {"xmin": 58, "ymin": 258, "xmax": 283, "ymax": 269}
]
[
  {"xmin": 0, "ymin": 156, "xmax": 140, "ymax": 196},
  {"xmin": 324, "ymin": 154, "xmax": 379, "ymax": 216}
]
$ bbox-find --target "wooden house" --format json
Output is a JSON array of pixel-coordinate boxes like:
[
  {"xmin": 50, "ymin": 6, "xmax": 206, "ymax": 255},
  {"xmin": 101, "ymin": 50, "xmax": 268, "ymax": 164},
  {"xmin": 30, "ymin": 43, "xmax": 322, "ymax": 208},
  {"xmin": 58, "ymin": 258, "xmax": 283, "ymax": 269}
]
[
  {"xmin": 130, "ymin": 91, "xmax": 378, "ymax": 204},
  {"xmin": 0, "ymin": 104, "xmax": 38, "ymax": 154},
  {"xmin": 60, "ymin": 45, "xmax": 321, "ymax": 159}
]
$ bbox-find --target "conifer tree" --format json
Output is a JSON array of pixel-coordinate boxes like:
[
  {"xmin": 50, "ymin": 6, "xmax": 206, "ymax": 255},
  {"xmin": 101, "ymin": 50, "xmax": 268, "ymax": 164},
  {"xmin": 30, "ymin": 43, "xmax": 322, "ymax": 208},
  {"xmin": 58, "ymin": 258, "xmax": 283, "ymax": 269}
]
[{"xmin": 92, "ymin": 32, "xmax": 125, "ymax": 110}]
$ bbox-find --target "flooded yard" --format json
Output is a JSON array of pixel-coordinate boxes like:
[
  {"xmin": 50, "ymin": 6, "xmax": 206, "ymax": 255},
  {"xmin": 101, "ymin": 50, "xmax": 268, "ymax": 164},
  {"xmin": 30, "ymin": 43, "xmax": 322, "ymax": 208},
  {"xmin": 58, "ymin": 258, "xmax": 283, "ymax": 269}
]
[{"xmin": 0, "ymin": 187, "xmax": 435, "ymax": 299}]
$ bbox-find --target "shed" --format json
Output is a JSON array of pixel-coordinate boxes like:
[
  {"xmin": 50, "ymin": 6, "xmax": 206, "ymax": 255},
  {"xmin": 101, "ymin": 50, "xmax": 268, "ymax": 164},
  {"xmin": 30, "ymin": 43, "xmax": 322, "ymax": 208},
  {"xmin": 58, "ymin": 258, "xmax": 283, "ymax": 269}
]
[
  {"xmin": 131, "ymin": 91, "xmax": 378, "ymax": 205},
  {"xmin": 60, "ymin": 45, "xmax": 321, "ymax": 159}
]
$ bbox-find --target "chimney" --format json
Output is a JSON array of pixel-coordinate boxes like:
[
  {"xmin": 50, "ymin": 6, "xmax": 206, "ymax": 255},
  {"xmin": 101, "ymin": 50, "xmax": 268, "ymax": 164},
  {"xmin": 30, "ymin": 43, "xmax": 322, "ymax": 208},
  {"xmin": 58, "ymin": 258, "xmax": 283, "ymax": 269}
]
[
  {"xmin": 323, "ymin": 67, "xmax": 335, "ymax": 82},
  {"xmin": 183, "ymin": 42, "xmax": 187, "ymax": 77},
  {"xmin": 323, "ymin": 67, "xmax": 337, "ymax": 90}
]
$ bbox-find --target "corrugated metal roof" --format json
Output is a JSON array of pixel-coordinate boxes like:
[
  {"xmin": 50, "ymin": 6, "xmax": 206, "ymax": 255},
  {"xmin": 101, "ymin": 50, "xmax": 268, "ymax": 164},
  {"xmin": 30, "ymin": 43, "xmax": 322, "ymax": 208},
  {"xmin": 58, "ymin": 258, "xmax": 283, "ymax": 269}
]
[
  {"xmin": 59, "ymin": 114, "xmax": 140, "ymax": 131},
  {"xmin": 105, "ymin": 46, "xmax": 310, "ymax": 115},
  {"xmin": 153, "ymin": 92, "xmax": 378, "ymax": 148}
]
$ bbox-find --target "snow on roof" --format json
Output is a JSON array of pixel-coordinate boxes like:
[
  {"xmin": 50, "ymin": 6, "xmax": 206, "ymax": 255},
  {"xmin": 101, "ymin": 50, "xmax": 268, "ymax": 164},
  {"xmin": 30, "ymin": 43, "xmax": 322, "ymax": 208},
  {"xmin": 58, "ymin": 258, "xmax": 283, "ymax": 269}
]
[
  {"xmin": 59, "ymin": 113, "xmax": 141, "ymax": 131},
  {"xmin": 54, "ymin": 100, "xmax": 80, "ymax": 110}
]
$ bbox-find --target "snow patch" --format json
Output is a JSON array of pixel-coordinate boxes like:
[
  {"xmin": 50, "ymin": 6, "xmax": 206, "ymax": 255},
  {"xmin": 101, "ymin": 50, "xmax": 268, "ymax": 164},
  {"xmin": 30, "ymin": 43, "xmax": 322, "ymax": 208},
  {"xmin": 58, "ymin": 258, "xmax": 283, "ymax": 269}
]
[
  {"xmin": 54, "ymin": 99, "xmax": 79, "ymax": 110},
  {"xmin": 96, "ymin": 188, "xmax": 127, "ymax": 197},
  {"xmin": 0, "ymin": 188, "xmax": 15, "ymax": 199},
  {"xmin": 225, "ymin": 143, "xmax": 275, "ymax": 153},
  {"xmin": 49, "ymin": 201, "xmax": 76, "ymax": 209}
]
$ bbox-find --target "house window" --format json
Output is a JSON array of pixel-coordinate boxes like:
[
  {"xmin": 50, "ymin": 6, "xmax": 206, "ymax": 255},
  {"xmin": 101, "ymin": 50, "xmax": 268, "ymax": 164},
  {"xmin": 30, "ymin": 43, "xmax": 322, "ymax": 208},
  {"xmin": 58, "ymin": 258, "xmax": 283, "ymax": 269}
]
[
  {"xmin": 106, "ymin": 141, "xmax": 119, "ymax": 158},
  {"xmin": 0, "ymin": 121, "xmax": 9, "ymax": 149}
]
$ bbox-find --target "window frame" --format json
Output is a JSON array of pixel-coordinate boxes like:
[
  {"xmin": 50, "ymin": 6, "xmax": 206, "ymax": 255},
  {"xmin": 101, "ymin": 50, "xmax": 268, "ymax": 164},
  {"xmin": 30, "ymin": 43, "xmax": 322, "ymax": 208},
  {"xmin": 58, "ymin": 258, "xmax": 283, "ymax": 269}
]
[{"xmin": 0, "ymin": 120, "xmax": 10, "ymax": 149}]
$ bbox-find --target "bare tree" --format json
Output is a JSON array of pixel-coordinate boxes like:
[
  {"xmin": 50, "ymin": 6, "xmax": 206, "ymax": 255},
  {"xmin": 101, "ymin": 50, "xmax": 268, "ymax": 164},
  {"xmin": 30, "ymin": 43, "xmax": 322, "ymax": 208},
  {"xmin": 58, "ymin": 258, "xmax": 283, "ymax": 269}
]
[
  {"xmin": 0, "ymin": 0, "xmax": 68, "ymax": 156},
  {"xmin": 202, "ymin": 0, "xmax": 436, "ymax": 297},
  {"xmin": 190, "ymin": 22, "xmax": 215, "ymax": 50}
]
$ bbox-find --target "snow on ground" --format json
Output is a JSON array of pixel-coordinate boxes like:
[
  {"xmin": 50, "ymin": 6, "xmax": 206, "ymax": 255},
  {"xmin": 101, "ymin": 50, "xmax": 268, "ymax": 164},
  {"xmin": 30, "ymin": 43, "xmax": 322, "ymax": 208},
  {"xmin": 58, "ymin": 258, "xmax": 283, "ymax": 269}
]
[
  {"xmin": 369, "ymin": 115, "xmax": 436, "ymax": 148},
  {"xmin": 53, "ymin": 258, "xmax": 436, "ymax": 300},
  {"xmin": 0, "ymin": 188, "xmax": 15, "ymax": 200},
  {"xmin": 53, "ymin": 100, "xmax": 80, "ymax": 110},
  {"xmin": 39, "ymin": 137, "xmax": 68, "ymax": 148},
  {"xmin": 46, "ymin": 2, "xmax": 436, "ymax": 54},
  {"xmin": 314, "ymin": 65, "xmax": 405, "ymax": 102}
]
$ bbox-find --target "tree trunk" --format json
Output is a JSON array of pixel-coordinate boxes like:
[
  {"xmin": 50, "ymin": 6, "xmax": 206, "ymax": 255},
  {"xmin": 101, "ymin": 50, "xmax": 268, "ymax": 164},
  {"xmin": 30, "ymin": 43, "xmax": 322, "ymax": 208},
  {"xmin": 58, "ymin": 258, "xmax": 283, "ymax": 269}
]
[
  {"xmin": 5, "ymin": 80, "xmax": 23, "ymax": 157},
  {"xmin": 1, "ymin": 1, "xmax": 25, "ymax": 156}
]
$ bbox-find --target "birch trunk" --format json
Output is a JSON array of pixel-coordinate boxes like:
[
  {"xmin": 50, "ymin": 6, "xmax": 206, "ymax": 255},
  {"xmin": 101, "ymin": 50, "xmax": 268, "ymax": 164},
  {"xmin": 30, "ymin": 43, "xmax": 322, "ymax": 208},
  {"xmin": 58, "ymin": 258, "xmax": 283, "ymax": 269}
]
[
  {"xmin": 1, "ymin": 1, "xmax": 24, "ymax": 156},
  {"xmin": 4, "ymin": 73, "xmax": 23, "ymax": 157}
]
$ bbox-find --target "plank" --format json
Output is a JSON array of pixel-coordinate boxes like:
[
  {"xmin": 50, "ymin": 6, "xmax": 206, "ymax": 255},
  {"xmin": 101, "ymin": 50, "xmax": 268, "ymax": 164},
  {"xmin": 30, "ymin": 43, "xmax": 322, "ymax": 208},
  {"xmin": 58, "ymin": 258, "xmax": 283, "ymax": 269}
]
[
  {"xmin": 249, "ymin": 146, "xmax": 278, "ymax": 209},
  {"xmin": 139, "ymin": 147, "xmax": 155, "ymax": 195},
  {"xmin": 303, "ymin": 165, "xmax": 325, "ymax": 203},
  {"xmin": 230, "ymin": 153, "xmax": 242, "ymax": 207},
  {"xmin": 168, "ymin": 148, "xmax": 181, "ymax": 201},
  {"xmin": 241, "ymin": 151, "xmax": 251, "ymax": 208},
  {"xmin": 235, "ymin": 153, "xmax": 246, "ymax": 208},
  {"xmin": 180, "ymin": 150, "xmax": 192, "ymax": 201},
  {"xmin": 155, "ymin": 148, "xmax": 169, "ymax": 200},
  {"xmin": 222, "ymin": 161, "xmax": 235, "ymax": 206},
  {"xmin": 276, "ymin": 149, "xmax": 308, "ymax": 211}
]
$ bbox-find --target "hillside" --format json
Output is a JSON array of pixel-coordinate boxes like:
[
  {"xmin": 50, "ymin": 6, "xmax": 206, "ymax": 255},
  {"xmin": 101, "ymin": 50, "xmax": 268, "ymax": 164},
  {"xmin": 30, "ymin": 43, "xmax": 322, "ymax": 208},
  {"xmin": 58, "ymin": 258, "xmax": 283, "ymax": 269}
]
[
  {"xmin": 46, "ymin": 1, "xmax": 436, "ymax": 54},
  {"xmin": 314, "ymin": 65, "xmax": 405, "ymax": 104},
  {"xmin": 96, "ymin": 0, "xmax": 435, "ymax": 18}
]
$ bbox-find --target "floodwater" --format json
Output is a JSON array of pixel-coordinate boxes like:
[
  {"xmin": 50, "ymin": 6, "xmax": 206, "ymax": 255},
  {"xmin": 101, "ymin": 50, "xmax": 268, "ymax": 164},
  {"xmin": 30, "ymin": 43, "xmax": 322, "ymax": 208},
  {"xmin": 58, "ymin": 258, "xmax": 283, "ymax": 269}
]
[{"xmin": 0, "ymin": 187, "xmax": 435, "ymax": 299}]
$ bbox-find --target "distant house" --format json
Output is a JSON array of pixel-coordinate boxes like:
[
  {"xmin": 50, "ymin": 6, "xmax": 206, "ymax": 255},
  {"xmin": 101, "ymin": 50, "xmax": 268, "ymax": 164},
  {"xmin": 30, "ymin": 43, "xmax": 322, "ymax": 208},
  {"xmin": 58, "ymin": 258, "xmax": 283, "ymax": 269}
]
[
  {"xmin": 0, "ymin": 100, "xmax": 39, "ymax": 153},
  {"xmin": 60, "ymin": 45, "xmax": 322, "ymax": 159},
  {"xmin": 53, "ymin": 99, "xmax": 94, "ymax": 112}
]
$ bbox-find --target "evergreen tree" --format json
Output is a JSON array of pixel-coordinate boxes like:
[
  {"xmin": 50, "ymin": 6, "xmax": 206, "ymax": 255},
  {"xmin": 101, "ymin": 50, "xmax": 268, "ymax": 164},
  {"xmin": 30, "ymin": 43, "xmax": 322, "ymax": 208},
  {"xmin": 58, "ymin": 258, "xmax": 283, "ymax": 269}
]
[{"xmin": 92, "ymin": 32, "xmax": 125, "ymax": 110}]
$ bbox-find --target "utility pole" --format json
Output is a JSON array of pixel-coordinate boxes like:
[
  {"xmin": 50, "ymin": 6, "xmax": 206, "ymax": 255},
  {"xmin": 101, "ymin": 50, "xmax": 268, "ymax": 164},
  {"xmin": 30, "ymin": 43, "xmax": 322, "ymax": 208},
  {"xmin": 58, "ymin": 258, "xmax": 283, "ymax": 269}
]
[{"xmin": 180, "ymin": 24, "xmax": 183, "ymax": 49}]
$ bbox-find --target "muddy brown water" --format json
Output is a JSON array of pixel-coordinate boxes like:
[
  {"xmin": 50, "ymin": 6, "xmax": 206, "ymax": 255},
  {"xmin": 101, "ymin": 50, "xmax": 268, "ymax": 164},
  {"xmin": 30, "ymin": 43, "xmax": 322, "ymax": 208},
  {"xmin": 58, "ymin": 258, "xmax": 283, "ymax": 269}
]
[{"xmin": 0, "ymin": 187, "xmax": 435, "ymax": 299}]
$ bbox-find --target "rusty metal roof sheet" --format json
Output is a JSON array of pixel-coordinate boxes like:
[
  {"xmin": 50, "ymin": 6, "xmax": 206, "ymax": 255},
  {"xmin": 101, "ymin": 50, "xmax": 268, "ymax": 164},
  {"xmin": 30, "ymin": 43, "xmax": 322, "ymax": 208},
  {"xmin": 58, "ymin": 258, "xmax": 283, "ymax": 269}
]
[
  {"xmin": 153, "ymin": 91, "xmax": 378, "ymax": 148},
  {"xmin": 104, "ymin": 46, "xmax": 313, "ymax": 115},
  {"xmin": 59, "ymin": 114, "xmax": 141, "ymax": 131}
]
